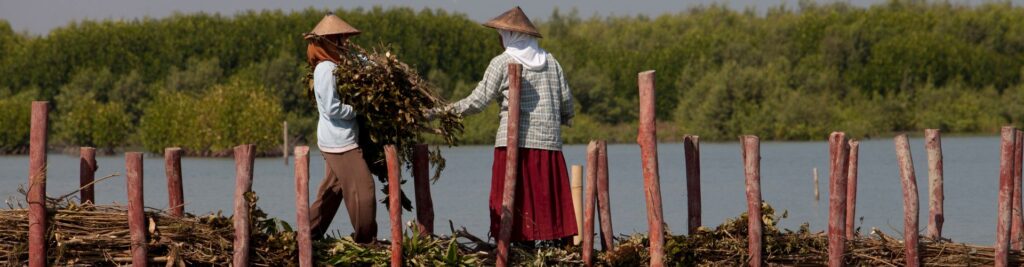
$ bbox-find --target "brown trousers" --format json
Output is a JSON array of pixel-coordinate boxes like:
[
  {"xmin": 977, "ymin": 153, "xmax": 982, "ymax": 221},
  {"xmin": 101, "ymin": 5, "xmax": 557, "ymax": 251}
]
[{"xmin": 309, "ymin": 148, "xmax": 378, "ymax": 243}]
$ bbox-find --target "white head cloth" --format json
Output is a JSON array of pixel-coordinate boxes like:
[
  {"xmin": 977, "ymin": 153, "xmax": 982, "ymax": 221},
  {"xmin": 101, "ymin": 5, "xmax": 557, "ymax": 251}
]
[{"xmin": 499, "ymin": 29, "xmax": 548, "ymax": 70}]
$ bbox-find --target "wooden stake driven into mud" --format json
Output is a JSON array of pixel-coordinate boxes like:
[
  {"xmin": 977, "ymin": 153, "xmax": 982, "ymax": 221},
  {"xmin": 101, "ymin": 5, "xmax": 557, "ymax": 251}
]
[
  {"xmin": 165, "ymin": 147, "xmax": 184, "ymax": 217},
  {"xmin": 294, "ymin": 146, "xmax": 312, "ymax": 267},
  {"xmin": 28, "ymin": 101, "xmax": 48, "ymax": 267},
  {"xmin": 125, "ymin": 152, "xmax": 147, "ymax": 267},
  {"xmin": 637, "ymin": 70, "xmax": 665, "ymax": 267},
  {"xmin": 845, "ymin": 139, "xmax": 860, "ymax": 239},
  {"xmin": 828, "ymin": 132, "xmax": 849, "ymax": 267},
  {"xmin": 495, "ymin": 63, "xmax": 523, "ymax": 267},
  {"xmin": 571, "ymin": 165, "xmax": 583, "ymax": 245},
  {"xmin": 413, "ymin": 144, "xmax": 434, "ymax": 235},
  {"xmin": 233, "ymin": 144, "xmax": 256, "ymax": 267},
  {"xmin": 894, "ymin": 134, "xmax": 920, "ymax": 267},
  {"xmin": 596, "ymin": 140, "xmax": 614, "ymax": 251},
  {"xmin": 80, "ymin": 147, "xmax": 97, "ymax": 204},
  {"xmin": 684, "ymin": 135, "xmax": 701, "ymax": 235},
  {"xmin": 741, "ymin": 135, "xmax": 763, "ymax": 267},
  {"xmin": 925, "ymin": 129, "xmax": 945, "ymax": 240},
  {"xmin": 1013, "ymin": 130, "xmax": 1024, "ymax": 250},
  {"xmin": 385, "ymin": 145, "xmax": 402, "ymax": 267},
  {"xmin": 582, "ymin": 141, "xmax": 599, "ymax": 267},
  {"xmin": 996, "ymin": 127, "xmax": 1017, "ymax": 267}
]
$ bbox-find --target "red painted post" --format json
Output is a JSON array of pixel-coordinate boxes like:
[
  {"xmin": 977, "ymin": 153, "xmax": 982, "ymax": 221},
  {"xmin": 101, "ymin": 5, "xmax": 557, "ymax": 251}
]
[
  {"xmin": 997, "ymin": 127, "xmax": 1017, "ymax": 267},
  {"xmin": 294, "ymin": 146, "xmax": 313, "ymax": 267},
  {"xmin": 894, "ymin": 134, "xmax": 921, "ymax": 267},
  {"xmin": 165, "ymin": 147, "xmax": 184, "ymax": 217},
  {"xmin": 582, "ymin": 141, "xmax": 599, "ymax": 267},
  {"xmin": 845, "ymin": 140, "xmax": 859, "ymax": 239},
  {"xmin": 126, "ymin": 152, "xmax": 147, "ymax": 267},
  {"xmin": 1013, "ymin": 130, "xmax": 1023, "ymax": 250},
  {"xmin": 233, "ymin": 144, "xmax": 255, "ymax": 267},
  {"xmin": 413, "ymin": 144, "xmax": 434, "ymax": 235},
  {"xmin": 637, "ymin": 70, "xmax": 665, "ymax": 267},
  {"xmin": 28, "ymin": 101, "xmax": 48, "ymax": 267},
  {"xmin": 741, "ymin": 135, "xmax": 763, "ymax": 267},
  {"xmin": 596, "ymin": 140, "xmax": 614, "ymax": 251},
  {"xmin": 496, "ymin": 63, "xmax": 523, "ymax": 267},
  {"xmin": 924, "ymin": 129, "xmax": 945, "ymax": 240},
  {"xmin": 828, "ymin": 132, "xmax": 849, "ymax": 267},
  {"xmin": 80, "ymin": 147, "xmax": 97, "ymax": 204},
  {"xmin": 684, "ymin": 135, "xmax": 701, "ymax": 235},
  {"xmin": 385, "ymin": 145, "xmax": 402, "ymax": 267}
]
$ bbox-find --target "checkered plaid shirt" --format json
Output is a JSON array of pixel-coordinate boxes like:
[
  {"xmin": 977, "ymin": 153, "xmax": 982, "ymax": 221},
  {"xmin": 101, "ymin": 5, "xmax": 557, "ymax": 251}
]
[{"xmin": 450, "ymin": 53, "xmax": 575, "ymax": 151}]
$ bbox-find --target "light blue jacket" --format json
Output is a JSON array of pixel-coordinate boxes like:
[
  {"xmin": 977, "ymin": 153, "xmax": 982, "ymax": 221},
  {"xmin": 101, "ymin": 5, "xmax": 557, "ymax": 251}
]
[{"xmin": 314, "ymin": 61, "xmax": 359, "ymax": 152}]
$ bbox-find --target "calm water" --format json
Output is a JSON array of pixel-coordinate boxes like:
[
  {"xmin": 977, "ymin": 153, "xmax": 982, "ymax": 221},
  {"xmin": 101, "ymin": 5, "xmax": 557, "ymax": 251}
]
[{"xmin": 0, "ymin": 136, "xmax": 1008, "ymax": 244}]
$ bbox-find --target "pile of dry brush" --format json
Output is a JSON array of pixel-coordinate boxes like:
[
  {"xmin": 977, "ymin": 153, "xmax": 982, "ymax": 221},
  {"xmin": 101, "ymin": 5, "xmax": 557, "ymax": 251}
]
[{"xmin": 304, "ymin": 42, "xmax": 463, "ymax": 211}]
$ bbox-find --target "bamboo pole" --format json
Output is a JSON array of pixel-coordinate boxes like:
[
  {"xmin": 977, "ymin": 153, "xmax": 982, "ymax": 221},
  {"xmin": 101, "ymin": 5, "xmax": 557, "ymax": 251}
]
[
  {"xmin": 233, "ymin": 144, "xmax": 256, "ymax": 267},
  {"xmin": 496, "ymin": 63, "xmax": 523, "ymax": 267},
  {"xmin": 741, "ymin": 135, "xmax": 763, "ymax": 267},
  {"xmin": 294, "ymin": 146, "xmax": 312, "ymax": 267},
  {"xmin": 28, "ymin": 101, "xmax": 47, "ymax": 267},
  {"xmin": 828, "ymin": 132, "xmax": 849, "ymax": 267},
  {"xmin": 582, "ymin": 141, "xmax": 599, "ymax": 266},
  {"xmin": 413, "ymin": 144, "xmax": 434, "ymax": 235},
  {"xmin": 637, "ymin": 70, "xmax": 665, "ymax": 267},
  {"xmin": 571, "ymin": 165, "xmax": 583, "ymax": 245},
  {"xmin": 845, "ymin": 140, "xmax": 860, "ymax": 239},
  {"xmin": 997, "ymin": 127, "xmax": 1017, "ymax": 267},
  {"xmin": 385, "ymin": 145, "xmax": 402, "ymax": 267},
  {"xmin": 894, "ymin": 134, "xmax": 921, "ymax": 267},
  {"xmin": 126, "ymin": 152, "xmax": 147, "ymax": 267},
  {"xmin": 684, "ymin": 135, "xmax": 701, "ymax": 235},
  {"xmin": 596, "ymin": 140, "xmax": 614, "ymax": 251},
  {"xmin": 80, "ymin": 147, "xmax": 97, "ymax": 204},
  {"xmin": 925, "ymin": 129, "xmax": 945, "ymax": 240},
  {"xmin": 283, "ymin": 121, "xmax": 289, "ymax": 166},
  {"xmin": 1013, "ymin": 130, "xmax": 1023, "ymax": 250},
  {"xmin": 165, "ymin": 147, "xmax": 184, "ymax": 217}
]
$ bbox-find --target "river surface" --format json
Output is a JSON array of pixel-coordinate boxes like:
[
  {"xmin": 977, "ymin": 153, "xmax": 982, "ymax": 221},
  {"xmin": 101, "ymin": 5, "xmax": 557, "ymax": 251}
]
[{"xmin": 0, "ymin": 136, "xmax": 1010, "ymax": 244}]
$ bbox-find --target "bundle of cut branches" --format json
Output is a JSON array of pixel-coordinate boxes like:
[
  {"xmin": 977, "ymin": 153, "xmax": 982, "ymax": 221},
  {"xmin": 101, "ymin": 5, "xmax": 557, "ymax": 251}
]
[{"xmin": 305, "ymin": 42, "xmax": 463, "ymax": 211}]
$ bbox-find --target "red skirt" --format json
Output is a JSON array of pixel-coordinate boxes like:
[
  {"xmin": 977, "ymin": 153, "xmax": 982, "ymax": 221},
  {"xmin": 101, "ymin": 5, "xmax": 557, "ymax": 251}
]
[{"xmin": 489, "ymin": 147, "xmax": 578, "ymax": 241}]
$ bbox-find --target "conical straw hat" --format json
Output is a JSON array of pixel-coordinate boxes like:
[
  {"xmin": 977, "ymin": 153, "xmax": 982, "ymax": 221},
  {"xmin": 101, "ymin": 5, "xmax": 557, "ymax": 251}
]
[
  {"xmin": 483, "ymin": 6, "xmax": 542, "ymax": 38},
  {"xmin": 304, "ymin": 12, "xmax": 360, "ymax": 39}
]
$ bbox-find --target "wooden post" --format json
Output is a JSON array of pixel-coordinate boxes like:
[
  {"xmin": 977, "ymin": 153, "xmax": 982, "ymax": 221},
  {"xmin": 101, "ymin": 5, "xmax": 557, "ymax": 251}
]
[
  {"xmin": 80, "ymin": 147, "xmax": 97, "ymax": 204},
  {"xmin": 596, "ymin": 140, "xmax": 614, "ymax": 251},
  {"xmin": 894, "ymin": 134, "xmax": 921, "ymax": 267},
  {"xmin": 813, "ymin": 168, "xmax": 820, "ymax": 202},
  {"xmin": 28, "ymin": 101, "xmax": 48, "ymax": 267},
  {"xmin": 233, "ymin": 144, "xmax": 256, "ymax": 267},
  {"xmin": 165, "ymin": 147, "xmax": 184, "ymax": 217},
  {"xmin": 924, "ymin": 129, "xmax": 945, "ymax": 240},
  {"xmin": 997, "ymin": 127, "xmax": 1017, "ymax": 267},
  {"xmin": 496, "ymin": 63, "xmax": 523, "ymax": 267},
  {"xmin": 126, "ymin": 152, "xmax": 147, "ymax": 267},
  {"xmin": 582, "ymin": 141, "xmax": 599, "ymax": 266},
  {"xmin": 571, "ymin": 165, "xmax": 583, "ymax": 245},
  {"xmin": 413, "ymin": 144, "xmax": 434, "ymax": 235},
  {"xmin": 283, "ymin": 121, "xmax": 289, "ymax": 165},
  {"xmin": 828, "ymin": 132, "xmax": 849, "ymax": 267},
  {"xmin": 294, "ymin": 146, "xmax": 313, "ymax": 267},
  {"xmin": 637, "ymin": 70, "xmax": 665, "ymax": 267},
  {"xmin": 684, "ymin": 135, "xmax": 701, "ymax": 235},
  {"xmin": 845, "ymin": 140, "xmax": 860, "ymax": 239},
  {"xmin": 741, "ymin": 135, "xmax": 763, "ymax": 267},
  {"xmin": 385, "ymin": 145, "xmax": 402, "ymax": 267},
  {"xmin": 1013, "ymin": 130, "xmax": 1023, "ymax": 249}
]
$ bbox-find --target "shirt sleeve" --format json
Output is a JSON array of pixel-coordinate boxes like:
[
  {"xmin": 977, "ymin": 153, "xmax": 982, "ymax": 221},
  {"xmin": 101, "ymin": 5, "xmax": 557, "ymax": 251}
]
[
  {"xmin": 558, "ymin": 63, "xmax": 575, "ymax": 126},
  {"xmin": 449, "ymin": 57, "xmax": 507, "ymax": 116},
  {"xmin": 314, "ymin": 62, "xmax": 357, "ymax": 120}
]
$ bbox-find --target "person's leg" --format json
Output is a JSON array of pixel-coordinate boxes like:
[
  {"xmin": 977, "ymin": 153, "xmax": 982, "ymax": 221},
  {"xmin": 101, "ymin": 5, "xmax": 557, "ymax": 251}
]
[
  {"xmin": 325, "ymin": 148, "xmax": 378, "ymax": 243},
  {"xmin": 309, "ymin": 155, "xmax": 345, "ymax": 239}
]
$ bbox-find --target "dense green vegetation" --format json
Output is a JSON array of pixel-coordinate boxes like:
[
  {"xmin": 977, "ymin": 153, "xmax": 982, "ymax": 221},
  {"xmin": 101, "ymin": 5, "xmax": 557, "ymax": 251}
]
[{"xmin": 1, "ymin": 1, "xmax": 1023, "ymax": 154}]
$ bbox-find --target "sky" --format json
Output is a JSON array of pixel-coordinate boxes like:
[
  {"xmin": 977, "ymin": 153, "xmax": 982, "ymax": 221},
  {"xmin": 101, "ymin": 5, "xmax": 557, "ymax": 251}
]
[{"xmin": 0, "ymin": 0, "xmax": 1018, "ymax": 35}]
